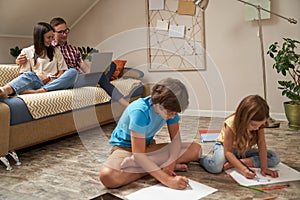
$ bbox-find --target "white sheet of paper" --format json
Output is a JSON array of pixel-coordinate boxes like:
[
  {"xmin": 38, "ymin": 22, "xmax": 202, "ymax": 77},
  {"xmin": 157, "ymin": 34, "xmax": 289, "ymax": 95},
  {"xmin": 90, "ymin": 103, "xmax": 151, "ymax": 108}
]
[
  {"xmin": 226, "ymin": 162, "xmax": 300, "ymax": 186},
  {"xmin": 156, "ymin": 19, "xmax": 169, "ymax": 31},
  {"xmin": 169, "ymin": 25, "xmax": 185, "ymax": 38},
  {"xmin": 125, "ymin": 179, "xmax": 217, "ymax": 200},
  {"xmin": 149, "ymin": 0, "xmax": 164, "ymax": 10}
]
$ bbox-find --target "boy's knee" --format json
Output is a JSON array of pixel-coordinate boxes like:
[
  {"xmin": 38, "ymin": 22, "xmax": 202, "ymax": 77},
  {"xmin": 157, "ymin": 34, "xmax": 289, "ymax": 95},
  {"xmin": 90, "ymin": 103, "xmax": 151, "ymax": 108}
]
[{"xmin": 99, "ymin": 167, "xmax": 121, "ymax": 188}]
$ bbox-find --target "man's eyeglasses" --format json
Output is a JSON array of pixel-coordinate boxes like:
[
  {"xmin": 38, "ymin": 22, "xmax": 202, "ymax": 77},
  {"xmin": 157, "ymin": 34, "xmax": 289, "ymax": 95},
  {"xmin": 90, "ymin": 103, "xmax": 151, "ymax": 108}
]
[{"xmin": 56, "ymin": 28, "xmax": 70, "ymax": 35}]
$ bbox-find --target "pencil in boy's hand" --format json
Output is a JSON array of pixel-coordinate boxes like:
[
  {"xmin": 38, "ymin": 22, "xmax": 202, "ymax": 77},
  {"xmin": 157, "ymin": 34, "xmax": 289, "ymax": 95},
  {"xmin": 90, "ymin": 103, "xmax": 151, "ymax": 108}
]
[{"xmin": 166, "ymin": 168, "xmax": 193, "ymax": 189}]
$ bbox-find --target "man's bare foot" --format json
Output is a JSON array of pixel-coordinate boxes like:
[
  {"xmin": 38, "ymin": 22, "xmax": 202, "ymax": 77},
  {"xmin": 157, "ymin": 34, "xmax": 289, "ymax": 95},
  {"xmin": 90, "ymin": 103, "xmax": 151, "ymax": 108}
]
[
  {"xmin": 174, "ymin": 163, "xmax": 188, "ymax": 171},
  {"xmin": 223, "ymin": 162, "xmax": 233, "ymax": 171},
  {"xmin": 120, "ymin": 156, "xmax": 138, "ymax": 169}
]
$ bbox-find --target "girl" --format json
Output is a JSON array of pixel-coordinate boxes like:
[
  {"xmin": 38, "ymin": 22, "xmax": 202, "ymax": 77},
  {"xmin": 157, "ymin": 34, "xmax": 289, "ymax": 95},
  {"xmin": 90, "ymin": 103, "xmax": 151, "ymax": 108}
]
[
  {"xmin": 99, "ymin": 78, "xmax": 202, "ymax": 190},
  {"xmin": 0, "ymin": 22, "xmax": 77, "ymax": 98},
  {"xmin": 200, "ymin": 95, "xmax": 280, "ymax": 179}
]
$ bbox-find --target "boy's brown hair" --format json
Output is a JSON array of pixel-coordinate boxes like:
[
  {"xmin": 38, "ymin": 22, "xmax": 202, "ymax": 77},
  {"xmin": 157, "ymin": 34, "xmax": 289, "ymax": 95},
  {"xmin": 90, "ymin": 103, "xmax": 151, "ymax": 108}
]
[{"xmin": 151, "ymin": 78, "xmax": 189, "ymax": 113}]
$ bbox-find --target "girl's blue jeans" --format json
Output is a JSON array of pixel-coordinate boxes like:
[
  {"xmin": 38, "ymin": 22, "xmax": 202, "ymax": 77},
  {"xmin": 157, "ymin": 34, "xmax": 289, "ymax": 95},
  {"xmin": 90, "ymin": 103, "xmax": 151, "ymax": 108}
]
[
  {"xmin": 9, "ymin": 68, "xmax": 78, "ymax": 95},
  {"xmin": 200, "ymin": 142, "xmax": 280, "ymax": 174}
]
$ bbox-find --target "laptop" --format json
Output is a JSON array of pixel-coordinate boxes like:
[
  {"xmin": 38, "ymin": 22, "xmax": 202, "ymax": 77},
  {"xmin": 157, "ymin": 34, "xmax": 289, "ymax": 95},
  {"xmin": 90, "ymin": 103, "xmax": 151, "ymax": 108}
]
[{"xmin": 73, "ymin": 52, "xmax": 113, "ymax": 88}]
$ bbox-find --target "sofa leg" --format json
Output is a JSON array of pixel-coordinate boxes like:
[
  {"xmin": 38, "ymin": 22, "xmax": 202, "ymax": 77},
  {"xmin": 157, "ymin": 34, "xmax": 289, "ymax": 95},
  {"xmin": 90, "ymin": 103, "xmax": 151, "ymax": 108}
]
[
  {"xmin": 8, "ymin": 151, "xmax": 21, "ymax": 166},
  {"xmin": 0, "ymin": 156, "xmax": 12, "ymax": 171}
]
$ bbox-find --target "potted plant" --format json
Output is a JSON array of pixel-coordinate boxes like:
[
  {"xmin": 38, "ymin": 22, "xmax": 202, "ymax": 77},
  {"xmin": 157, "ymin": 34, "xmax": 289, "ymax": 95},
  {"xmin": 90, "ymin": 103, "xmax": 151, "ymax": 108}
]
[
  {"xmin": 77, "ymin": 46, "xmax": 99, "ymax": 62},
  {"xmin": 267, "ymin": 38, "xmax": 300, "ymax": 129},
  {"xmin": 10, "ymin": 46, "xmax": 22, "ymax": 58}
]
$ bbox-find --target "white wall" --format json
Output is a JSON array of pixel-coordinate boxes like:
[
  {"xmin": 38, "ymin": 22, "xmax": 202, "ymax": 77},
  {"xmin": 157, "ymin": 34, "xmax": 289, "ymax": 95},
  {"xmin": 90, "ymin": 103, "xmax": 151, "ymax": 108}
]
[
  {"xmin": 70, "ymin": 0, "xmax": 300, "ymax": 120},
  {"xmin": 1, "ymin": 0, "xmax": 299, "ymax": 120}
]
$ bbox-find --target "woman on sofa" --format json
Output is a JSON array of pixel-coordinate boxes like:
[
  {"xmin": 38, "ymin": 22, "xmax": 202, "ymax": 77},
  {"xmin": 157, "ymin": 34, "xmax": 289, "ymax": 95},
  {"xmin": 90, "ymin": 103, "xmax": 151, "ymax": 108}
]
[{"xmin": 0, "ymin": 22, "xmax": 77, "ymax": 98}]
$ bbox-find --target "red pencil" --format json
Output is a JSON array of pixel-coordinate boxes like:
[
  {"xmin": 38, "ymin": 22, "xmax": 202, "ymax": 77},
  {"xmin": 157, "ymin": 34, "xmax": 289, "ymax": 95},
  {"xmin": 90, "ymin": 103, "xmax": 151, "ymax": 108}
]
[{"xmin": 260, "ymin": 184, "xmax": 290, "ymax": 190}]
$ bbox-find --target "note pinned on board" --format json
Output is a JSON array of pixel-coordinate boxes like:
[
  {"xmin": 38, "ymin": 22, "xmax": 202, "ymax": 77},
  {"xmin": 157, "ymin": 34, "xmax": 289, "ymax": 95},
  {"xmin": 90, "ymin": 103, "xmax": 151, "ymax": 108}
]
[
  {"xmin": 125, "ymin": 179, "xmax": 217, "ymax": 200},
  {"xmin": 226, "ymin": 162, "xmax": 300, "ymax": 186},
  {"xmin": 169, "ymin": 25, "xmax": 185, "ymax": 38},
  {"xmin": 149, "ymin": 0, "xmax": 164, "ymax": 10},
  {"xmin": 156, "ymin": 19, "xmax": 169, "ymax": 31},
  {"xmin": 177, "ymin": 0, "xmax": 196, "ymax": 15}
]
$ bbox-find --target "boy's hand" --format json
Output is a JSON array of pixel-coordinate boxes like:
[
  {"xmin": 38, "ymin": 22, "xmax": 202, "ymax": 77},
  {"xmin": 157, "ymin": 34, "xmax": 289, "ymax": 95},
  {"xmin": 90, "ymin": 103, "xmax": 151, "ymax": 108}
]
[{"xmin": 164, "ymin": 175, "xmax": 190, "ymax": 190}]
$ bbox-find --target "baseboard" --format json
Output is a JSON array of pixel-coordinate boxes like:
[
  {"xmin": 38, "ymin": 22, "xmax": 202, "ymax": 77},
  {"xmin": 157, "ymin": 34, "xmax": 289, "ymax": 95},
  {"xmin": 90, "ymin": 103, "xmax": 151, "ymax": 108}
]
[{"xmin": 183, "ymin": 109, "xmax": 287, "ymax": 121}]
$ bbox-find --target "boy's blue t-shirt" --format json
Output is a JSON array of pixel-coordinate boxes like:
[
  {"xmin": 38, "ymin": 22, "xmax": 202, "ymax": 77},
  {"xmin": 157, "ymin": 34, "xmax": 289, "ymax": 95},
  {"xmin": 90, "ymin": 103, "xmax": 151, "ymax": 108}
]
[{"xmin": 109, "ymin": 96, "xmax": 180, "ymax": 148}]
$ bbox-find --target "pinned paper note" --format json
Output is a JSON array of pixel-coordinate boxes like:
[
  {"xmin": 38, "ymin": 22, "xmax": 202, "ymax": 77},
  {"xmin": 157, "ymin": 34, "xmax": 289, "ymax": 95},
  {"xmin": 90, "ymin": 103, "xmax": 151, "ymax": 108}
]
[
  {"xmin": 177, "ymin": 0, "xmax": 196, "ymax": 15},
  {"xmin": 156, "ymin": 19, "xmax": 169, "ymax": 31},
  {"xmin": 169, "ymin": 25, "xmax": 185, "ymax": 38},
  {"xmin": 149, "ymin": 0, "xmax": 164, "ymax": 10}
]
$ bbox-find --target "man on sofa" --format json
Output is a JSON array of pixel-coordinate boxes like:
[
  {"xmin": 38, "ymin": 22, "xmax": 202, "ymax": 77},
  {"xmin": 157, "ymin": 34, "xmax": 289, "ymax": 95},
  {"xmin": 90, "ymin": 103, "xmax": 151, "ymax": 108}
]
[{"xmin": 16, "ymin": 17, "xmax": 129, "ymax": 107}]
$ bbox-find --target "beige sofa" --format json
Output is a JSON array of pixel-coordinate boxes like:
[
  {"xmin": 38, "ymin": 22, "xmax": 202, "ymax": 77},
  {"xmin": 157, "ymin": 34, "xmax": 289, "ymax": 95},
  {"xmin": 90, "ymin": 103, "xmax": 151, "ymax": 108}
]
[{"xmin": 0, "ymin": 64, "xmax": 150, "ymax": 170}]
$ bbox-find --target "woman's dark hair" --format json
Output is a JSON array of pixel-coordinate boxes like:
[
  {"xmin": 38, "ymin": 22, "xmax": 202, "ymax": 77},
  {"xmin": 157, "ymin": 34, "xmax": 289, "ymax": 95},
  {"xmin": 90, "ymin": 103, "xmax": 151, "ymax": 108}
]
[
  {"xmin": 151, "ymin": 78, "xmax": 189, "ymax": 113},
  {"xmin": 33, "ymin": 22, "xmax": 55, "ymax": 65}
]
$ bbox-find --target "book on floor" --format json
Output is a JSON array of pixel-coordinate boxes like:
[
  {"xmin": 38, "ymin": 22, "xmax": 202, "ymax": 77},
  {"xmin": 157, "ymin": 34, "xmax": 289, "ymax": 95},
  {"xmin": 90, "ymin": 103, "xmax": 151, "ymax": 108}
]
[{"xmin": 199, "ymin": 130, "xmax": 220, "ymax": 142}]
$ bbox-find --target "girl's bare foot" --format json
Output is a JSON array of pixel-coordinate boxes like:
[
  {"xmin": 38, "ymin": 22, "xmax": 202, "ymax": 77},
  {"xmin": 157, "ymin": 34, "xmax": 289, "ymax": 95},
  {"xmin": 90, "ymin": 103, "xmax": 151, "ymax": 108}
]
[
  {"xmin": 120, "ymin": 156, "xmax": 138, "ymax": 169},
  {"xmin": 223, "ymin": 162, "xmax": 233, "ymax": 171}
]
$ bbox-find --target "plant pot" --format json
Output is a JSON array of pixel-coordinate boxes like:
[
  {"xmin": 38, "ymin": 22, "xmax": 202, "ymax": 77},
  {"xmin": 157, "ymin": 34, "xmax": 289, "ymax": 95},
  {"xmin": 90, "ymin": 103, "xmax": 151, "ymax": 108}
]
[{"xmin": 284, "ymin": 101, "xmax": 300, "ymax": 130}]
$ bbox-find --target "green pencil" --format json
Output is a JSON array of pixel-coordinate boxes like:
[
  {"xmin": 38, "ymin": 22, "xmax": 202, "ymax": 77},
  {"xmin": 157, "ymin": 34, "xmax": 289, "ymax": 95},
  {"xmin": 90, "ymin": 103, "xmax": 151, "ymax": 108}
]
[{"xmin": 238, "ymin": 184, "xmax": 265, "ymax": 192}]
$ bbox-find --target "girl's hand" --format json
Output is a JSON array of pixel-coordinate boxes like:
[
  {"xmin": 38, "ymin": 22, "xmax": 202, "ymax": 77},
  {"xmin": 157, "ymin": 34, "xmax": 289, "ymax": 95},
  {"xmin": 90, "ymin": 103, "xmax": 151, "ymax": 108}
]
[
  {"xmin": 261, "ymin": 168, "xmax": 279, "ymax": 178},
  {"xmin": 165, "ymin": 175, "xmax": 190, "ymax": 190},
  {"xmin": 242, "ymin": 167, "xmax": 256, "ymax": 179},
  {"xmin": 16, "ymin": 54, "xmax": 27, "ymax": 65}
]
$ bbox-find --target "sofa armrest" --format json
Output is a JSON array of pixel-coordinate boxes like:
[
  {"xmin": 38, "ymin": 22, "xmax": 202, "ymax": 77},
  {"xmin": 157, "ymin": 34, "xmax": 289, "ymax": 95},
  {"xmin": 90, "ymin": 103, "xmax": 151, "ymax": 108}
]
[
  {"xmin": 0, "ymin": 64, "xmax": 20, "ymax": 86},
  {"xmin": 121, "ymin": 67, "xmax": 144, "ymax": 79},
  {"xmin": 0, "ymin": 102, "xmax": 10, "ymax": 156}
]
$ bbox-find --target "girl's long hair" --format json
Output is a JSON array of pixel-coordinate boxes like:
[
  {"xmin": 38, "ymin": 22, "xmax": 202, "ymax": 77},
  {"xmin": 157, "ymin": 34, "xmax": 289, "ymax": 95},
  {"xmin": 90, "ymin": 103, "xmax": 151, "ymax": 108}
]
[
  {"xmin": 233, "ymin": 95, "xmax": 269, "ymax": 157},
  {"xmin": 33, "ymin": 22, "xmax": 55, "ymax": 65}
]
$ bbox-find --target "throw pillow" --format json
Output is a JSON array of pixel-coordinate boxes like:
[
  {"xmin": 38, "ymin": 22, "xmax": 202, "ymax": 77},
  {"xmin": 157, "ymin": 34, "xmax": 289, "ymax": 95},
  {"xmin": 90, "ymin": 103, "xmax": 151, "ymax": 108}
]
[{"xmin": 110, "ymin": 60, "xmax": 127, "ymax": 81}]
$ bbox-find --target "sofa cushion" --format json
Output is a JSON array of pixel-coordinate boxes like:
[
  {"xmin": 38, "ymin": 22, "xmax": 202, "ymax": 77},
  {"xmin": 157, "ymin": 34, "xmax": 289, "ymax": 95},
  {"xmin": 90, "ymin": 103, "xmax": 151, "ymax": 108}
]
[
  {"xmin": 110, "ymin": 60, "xmax": 127, "ymax": 81},
  {"xmin": 18, "ymin": 78, "xmax": 142, "ymax": 119},
  {"xmin": 0, "ymin": 65, "xmax": 19, "ymax": 86}
]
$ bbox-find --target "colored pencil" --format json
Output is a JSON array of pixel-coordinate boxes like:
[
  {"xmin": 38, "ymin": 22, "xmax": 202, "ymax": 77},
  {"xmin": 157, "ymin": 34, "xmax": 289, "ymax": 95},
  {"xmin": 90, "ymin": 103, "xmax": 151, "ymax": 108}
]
[
  {"xmin": 260, "ymin": 183, "xmax": 290, "ymax": 190},
  {"xmin": 259, "ymin": 195, "xmax": 277, "ymax": 200},
  {"xmin": 240, "ymin": 159, "xmax": 258, "ymax": 178},
  {"xmin": 238, "ymin": 184, "xmax": 265, "ymax": 192}
]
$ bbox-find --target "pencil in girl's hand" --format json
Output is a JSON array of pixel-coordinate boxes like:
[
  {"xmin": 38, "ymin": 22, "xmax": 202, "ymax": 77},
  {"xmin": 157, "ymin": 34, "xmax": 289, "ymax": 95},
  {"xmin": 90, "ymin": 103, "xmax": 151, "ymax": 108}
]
[{"xmin": 240, "ymin": 159, "xmax": 258, "ymax": 178}]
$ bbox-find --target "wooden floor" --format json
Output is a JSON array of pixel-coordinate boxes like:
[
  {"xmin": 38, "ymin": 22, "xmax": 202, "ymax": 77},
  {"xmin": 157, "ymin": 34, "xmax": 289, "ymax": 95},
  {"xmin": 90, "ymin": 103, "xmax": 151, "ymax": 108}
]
[{"xmin": 0, "ymin": 116, "xmax": 299, "ymax": 200}]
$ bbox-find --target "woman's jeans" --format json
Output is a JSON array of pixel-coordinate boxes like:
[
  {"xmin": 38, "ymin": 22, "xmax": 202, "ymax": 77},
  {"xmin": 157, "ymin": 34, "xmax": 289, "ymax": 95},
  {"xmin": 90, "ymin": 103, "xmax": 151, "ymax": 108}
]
[
  {"xmin": 9, "ymin": 68, "xmax": 78, "ymax": 95},
  {"xmin": 200, "ymin": 142, "xmax": 280, "ymax": 174}
]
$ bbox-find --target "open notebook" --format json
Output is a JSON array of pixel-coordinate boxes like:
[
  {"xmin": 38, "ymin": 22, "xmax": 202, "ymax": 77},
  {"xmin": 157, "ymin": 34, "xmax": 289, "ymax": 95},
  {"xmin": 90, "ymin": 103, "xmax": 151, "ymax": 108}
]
[{"xmin": 199, "ymin": 130, "xmax": 220, "ymax": 142}]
